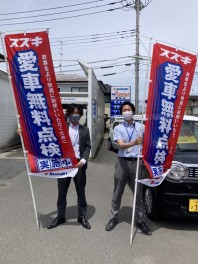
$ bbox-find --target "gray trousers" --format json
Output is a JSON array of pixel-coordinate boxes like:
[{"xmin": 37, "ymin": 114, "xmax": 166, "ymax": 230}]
[{"xmin": 110, "ymin": 157, "xmax": 146, "ymax": 223}]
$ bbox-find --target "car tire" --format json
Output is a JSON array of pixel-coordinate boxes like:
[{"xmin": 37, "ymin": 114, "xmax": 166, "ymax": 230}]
[
  {"xmin": 143, "ymin": 186, "xmax": 161, "ymax": 220},
  {"xmin": 108, "ymin": 138, "xmax": 113, "ymax": 151}
]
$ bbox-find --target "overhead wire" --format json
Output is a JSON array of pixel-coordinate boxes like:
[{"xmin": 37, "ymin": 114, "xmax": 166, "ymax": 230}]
[
  {"xmin": 50, "ymin": 29, "xmax": 135, "ymax": 41},
  {"xmin": 0, "ymin": 0, "xmax": 106, "ymax": 15},
  {"xmin": 0, "ymin": 1, "xmax": 123, "ymax": 21},
  {"xmin": 52, "ymin": 55, "xmax": 135, "ymax": 64},
  {"xmin": 0, "ymin": 2, "xmax": 132, "ymax": 27},
  {"xmin": 50, "ymin": 31, "xmax": 135, "ymax": 45},
  {"xmin": 50, "ymin": 34, "xmax": 135, "ymax": 47},
  {"xmin": 0, "ymin": 1, "xmax": 141, "ymax": 85},
  {"xmin": 56, "ymin": 61, "xmax": 132, "ymax": 71},
  {"xmin": 54, "ymin": 59, "xmax": 134, "ymax": 69},
  {"xmin": 51, "ymin": 40, "xmax": 135, "ymax": 54},
  {"xmin": 96, "ymin": 68, "xmax": 133, "ymax": 77},
  {"xmin": 120, "ymin": 0, "xmax": 134, "ymax": 11},
  {"xmin": 52, "ymin": 57, "xmax": 137, "ymax": 74},
  {"xmin": 88, "ymin": 55, "xmax": 136, "ymax": 63},
  {"xmin": 54, "ymin": 63, "xmax": 134, "ymax": 73}
]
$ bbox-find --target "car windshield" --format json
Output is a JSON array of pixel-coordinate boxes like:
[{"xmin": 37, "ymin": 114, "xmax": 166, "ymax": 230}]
[{"xmin": 177, "ymin": 120, "xmax": 198, "ymax": 151}]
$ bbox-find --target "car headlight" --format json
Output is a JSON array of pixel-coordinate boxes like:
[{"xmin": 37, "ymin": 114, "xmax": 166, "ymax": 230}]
[{"xmin": 167, "ymin": 162, "xmax": 188, "ymax": 181}]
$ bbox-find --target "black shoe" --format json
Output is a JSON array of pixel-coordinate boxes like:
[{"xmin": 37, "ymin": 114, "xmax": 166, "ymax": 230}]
[
  {"xmin": 105, "ymin": 217, "xmax": 118, "ymax": 231},
  {"xmin": 137, "ymin": 221, "xmax": 152, "ymax": 235},
  {"xmin": 47, "ymin": 217, "xmax": 65, "ymax": 229},
  {"xmin": 78, "ymin": 217, "xmax": 91, "ymax": 229}
]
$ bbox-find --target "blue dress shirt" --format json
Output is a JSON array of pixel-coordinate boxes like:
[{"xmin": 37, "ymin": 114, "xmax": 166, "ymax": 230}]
[{"xmin": 113, "ymin": 121, "xmax": 144, "ymax": 158}]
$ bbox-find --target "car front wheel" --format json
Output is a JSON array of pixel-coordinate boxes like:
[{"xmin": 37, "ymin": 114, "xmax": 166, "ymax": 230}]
[{"xmin": 143, "ymin": 187, "xmax": 161, "ymax": 220}]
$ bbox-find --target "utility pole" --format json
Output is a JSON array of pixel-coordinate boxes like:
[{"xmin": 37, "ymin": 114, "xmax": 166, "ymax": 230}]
[
  {"xmin": 130, "ymin": 0, "xmax": 151, "ymax": 113},
  {"xmin": 134, "ymin": 0, "xmax": 142, "ymax": 113}
]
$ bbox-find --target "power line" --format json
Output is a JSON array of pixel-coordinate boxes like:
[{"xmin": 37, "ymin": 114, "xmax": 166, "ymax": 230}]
[
  {"xmin": 96, "ymin": 68, "xmax": 133, "ymax": 77},
  {"xmin": 51, "ymin": 29, "xmax": 135, "ymax": 41},
  {"xmin": 55, "ymin": 68, "xmax": 133, "ymax": 76},
  {"xmin": 88, "ymin": 55, "xmax": 135, "ymax": 63},
  {"xmin": 0, "ymin": 4, "xmax": 132, "ymax": 27},
  {"xmin": 52, "ymin": 59, "xmax": 136, "ymax": 74},
  {"xmin": 50, "ymin": 34, "xmax": 135, "ymax": 46},
  {"xmin": 50, "ymin": 35, "xmax": 135, "ymax": 50},
  {"xmin": 54, "ymin": 59, "xmax": 134, "ymax": 69},
  {"xmin": 51, "ymin": 40, "xmax": 135, "ymax": 54},
  {"xmin": 51, "ymin": 35, "xmax": 134, "ymax": 46},
  {"xmin": 51, "ymin": 35, "xmax": 134, "ymax": 49},
  {"xmin": 0, "ymin": 7, "xmax": 122, "ymax": 26},
  {"xmin": 0, "ymin": 1, "xmax": 123, "ymax": 21},
  {"xmin": 50, "ymin": 30, "xmax": 135, "ymax": 45},
  {"xmin": 52, "ymin": 55, "xmax": 135, "ymax": 64},
  {"xmin": 0, "ymin": 0, "xmax": 105, "ymax": 16},
  {"xmin": 54, "ymin": 61, "xmax": 134, "ymax": 73}
]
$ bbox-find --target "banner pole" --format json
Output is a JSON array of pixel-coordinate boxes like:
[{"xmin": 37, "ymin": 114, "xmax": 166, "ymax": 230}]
[
  {"xmin": 0, "ymin": 32, "xmax": 39, "ymax": 230},
  {"xmin": 130, "ymin": 38, "xmax": 153, "ymax": 245}
]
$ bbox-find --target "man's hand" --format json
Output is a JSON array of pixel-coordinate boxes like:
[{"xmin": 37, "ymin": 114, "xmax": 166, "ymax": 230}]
[
  {"xmin": 135, "ymin": 136, "xmax": 143, "ymax": 145},
  {"xmin": 75, "ymin": 161, "xmax": 84, "ymax": 168},
  {"xmin": 17, "ymin": 128, "xmax": 22, "ymax": 135}
]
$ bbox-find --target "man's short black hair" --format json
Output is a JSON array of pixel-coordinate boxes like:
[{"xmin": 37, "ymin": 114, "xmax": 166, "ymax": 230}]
[
  {"xmin": 66, "ymin": 104, "xmax": 84, "ymax": 117},
  {"xmin": 119, "ymin": 101, "xmax": 135, "ymax": 115}
]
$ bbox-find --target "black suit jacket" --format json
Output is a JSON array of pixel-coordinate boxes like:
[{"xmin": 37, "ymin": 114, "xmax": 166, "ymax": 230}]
[
  {"xmin": 79, "ymin": 125, "xmax": 91, "ymax": 162},
  {"xmin": 68, "ymin": 123, "xmax": 91, "ymax": 169}
]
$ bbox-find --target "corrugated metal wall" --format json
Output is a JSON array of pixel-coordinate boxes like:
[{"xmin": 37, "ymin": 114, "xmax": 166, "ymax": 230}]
[
  {"xmin": 0, "ymin": 71, "xmax": 20, "ymax": 150},
  {"xmin": 90, "ymin": 72, "xmax": 105, "ymax": 158}
]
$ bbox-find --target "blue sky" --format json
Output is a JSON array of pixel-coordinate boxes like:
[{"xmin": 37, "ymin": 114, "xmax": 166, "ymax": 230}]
[{"xmin": 1, "ymin": 0, "xmax": 198, "ymax": 104}]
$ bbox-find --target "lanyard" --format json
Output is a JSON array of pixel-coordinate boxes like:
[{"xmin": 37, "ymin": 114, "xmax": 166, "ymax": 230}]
[{"xmin": 124, "ymin": 123, "xmax": 135, "ymax": 142}]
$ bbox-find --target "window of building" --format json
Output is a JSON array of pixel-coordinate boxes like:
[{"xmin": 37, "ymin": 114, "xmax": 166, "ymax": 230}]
[
  {"xmin": 105, "ymin": 94, "xmax": 111, "ymax": 103},
  {"xmin": 80, "ymin": 87, "xmax": 88, "ymax": 92},
  {"xmin": 59, "ymin": 86, "xmax": 71, "ymax": 92},
  {"xmin": 71, "ymin": 87, "xmax": 88, "ymax": 93}
]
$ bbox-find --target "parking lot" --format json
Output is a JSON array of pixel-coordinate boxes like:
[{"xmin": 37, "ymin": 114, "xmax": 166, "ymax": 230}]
[{"xmin": 1, "ymin": 138, "xmax": 198, "ymax": 264}]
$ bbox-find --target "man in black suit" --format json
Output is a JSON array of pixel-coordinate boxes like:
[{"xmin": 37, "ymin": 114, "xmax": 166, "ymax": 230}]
[{"xmin": 47, "ymin": 104, "xmax": 91, "ymax": 230}]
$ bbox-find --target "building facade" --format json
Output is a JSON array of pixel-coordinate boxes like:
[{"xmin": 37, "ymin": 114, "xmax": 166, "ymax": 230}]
[
  {"xmin": 56, "ymin": 73, "xmax": 107, "ymax": 159},
  {"xmin": 186, "ymin": 95, "xmax": 198, "ymax": 116}
]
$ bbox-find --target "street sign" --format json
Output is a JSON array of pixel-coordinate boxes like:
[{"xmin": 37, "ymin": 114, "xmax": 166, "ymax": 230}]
[{"xmin": 110, "ymin": 86, "xmax": 131, "ymax": 117}]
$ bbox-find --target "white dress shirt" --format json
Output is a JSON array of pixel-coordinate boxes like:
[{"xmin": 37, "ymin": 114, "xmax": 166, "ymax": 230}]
[{"xmin": 69, "ymin": 122, "xmax": 86, "ymax": 164}]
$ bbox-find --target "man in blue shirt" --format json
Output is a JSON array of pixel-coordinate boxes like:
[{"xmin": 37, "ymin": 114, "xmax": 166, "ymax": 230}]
[{"xmin": 105, "ymin": 101, "xmax": 152, "ymax": 235}]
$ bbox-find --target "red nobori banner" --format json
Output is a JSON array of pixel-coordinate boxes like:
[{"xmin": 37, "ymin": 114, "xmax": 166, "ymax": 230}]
[
  {"xmin": 4, "ymin": 31, "xmax": 78, "ymax": 178},
  {"xmin": 141, "ymin": 43, "xmax": 197, "ymax": 186}
]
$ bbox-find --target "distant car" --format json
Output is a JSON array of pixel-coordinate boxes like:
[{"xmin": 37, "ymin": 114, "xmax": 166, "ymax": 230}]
[
  {"xmin": 107, "ymin": 117, "xmax": 124, "ymax": 151},
  {"xmin": 108, "ymin": 115, "xmax": 198, "ymax": 219}
]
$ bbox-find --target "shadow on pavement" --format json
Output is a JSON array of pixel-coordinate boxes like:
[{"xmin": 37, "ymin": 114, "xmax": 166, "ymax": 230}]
[
  {"xmin": 118, "ymin": 206, "xmax": 132, "ymax": 224},
  {"xmin": 149, "ymin": 217, "xmax": 198, "ymax": 232},
  {"xmin": 39, "ymin": 204, "xmax": 95, "ymax": 228},
  {"xmin": 116, "ymin": 206, "xmax": 198, "ymax": 234}
]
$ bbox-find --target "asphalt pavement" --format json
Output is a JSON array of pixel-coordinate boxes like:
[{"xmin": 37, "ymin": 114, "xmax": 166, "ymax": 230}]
[{"xmin": 1, "ymin": 137, "xmax": 198, "ymax": 264}]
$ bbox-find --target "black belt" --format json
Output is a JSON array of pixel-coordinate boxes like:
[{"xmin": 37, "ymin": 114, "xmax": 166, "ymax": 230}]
[{"xmin": 119, "ymin": 157, "xmax": 140, "ymax": 161}]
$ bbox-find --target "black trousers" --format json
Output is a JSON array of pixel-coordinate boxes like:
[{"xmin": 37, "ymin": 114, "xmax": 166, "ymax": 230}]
[{"xmin": 57, "ymin": 167, "xmax": 87, "ymax": 219}]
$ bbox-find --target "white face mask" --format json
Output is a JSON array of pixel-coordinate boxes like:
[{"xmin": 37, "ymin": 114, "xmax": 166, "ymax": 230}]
[{"xmin": 122, "ymin": 111, "xmax": 133, "ymax": 121}]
